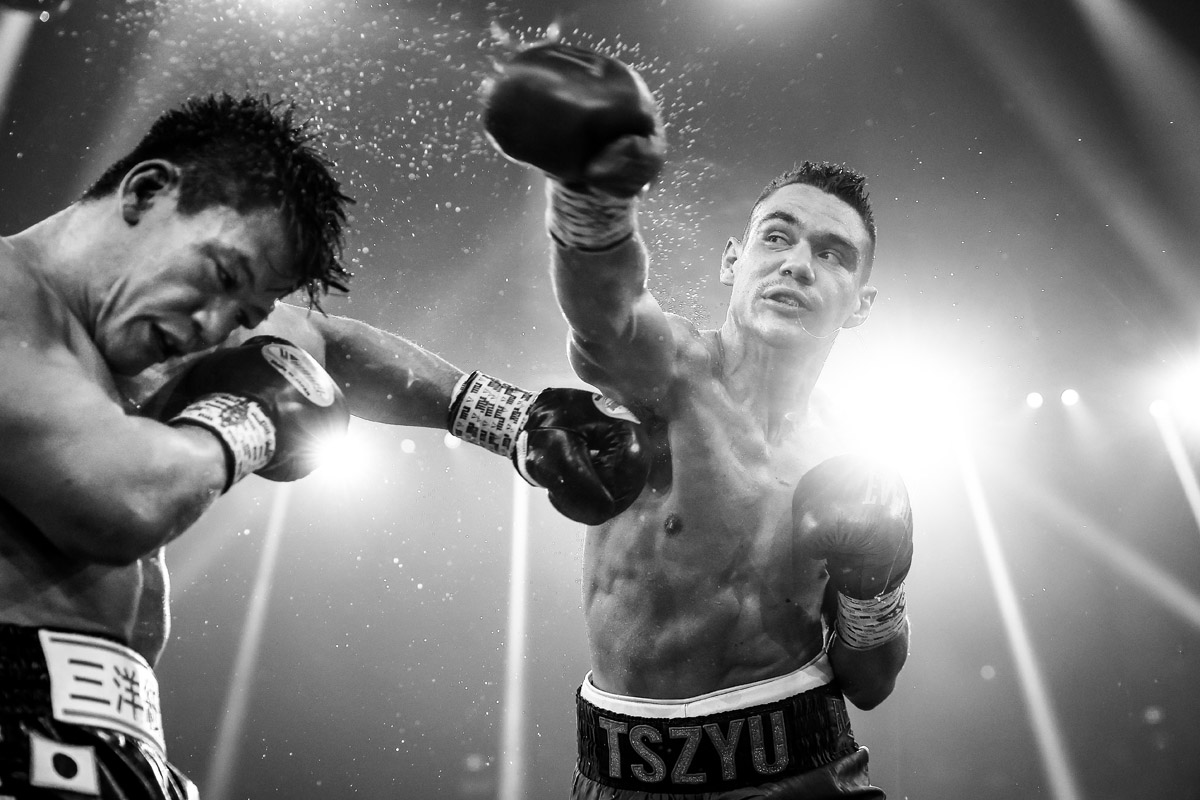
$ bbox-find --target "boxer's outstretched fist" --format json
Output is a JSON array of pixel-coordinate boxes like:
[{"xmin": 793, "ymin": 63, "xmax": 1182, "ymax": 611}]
[
  {"xmin": 158, "ymin": 336, "xmax": 349, "ymax": 490},
  {"xmin": 792, "ymin": 455, "xmax": 913, "ymax": 599},
  {"xmin": 448, "ymin": 372, "xmax": 650, "ymax": 525},
  {"xmin": 516, "ymin": 389, "xmax": 650, "ymax": 524},
  {"xmin": 481, "ymin": 41, "xmax": 665, "ymax": 197}
]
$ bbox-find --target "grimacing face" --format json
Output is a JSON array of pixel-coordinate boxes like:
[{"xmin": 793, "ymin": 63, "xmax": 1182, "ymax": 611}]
[
  {"xmin": 95, "ymin": 191, "xmax": 298, "ymax": 376},
  {"xmin": 720, "ymin": 183, "xmax": 876, "ymax": 347}
]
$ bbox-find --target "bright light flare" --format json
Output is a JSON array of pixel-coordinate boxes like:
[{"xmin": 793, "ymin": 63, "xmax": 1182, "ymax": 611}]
[
  {"xmin": 818, "ymin": 335, "xmax": 977, "ymax": 476},
  {"xmin": 1152, "ymin": 358, "xmax": 1200, "ymax": 430},
  {"xmin": 1060, "ymin": 388, "xmax": 1080, "ymax": 407},
  {"xmin": 310, "ymin": 427, "xmax": 375, "ymax": 481},
  {"xmin": 1026, "ymin": 392, "xmax": 1045, "ymax": 409}
]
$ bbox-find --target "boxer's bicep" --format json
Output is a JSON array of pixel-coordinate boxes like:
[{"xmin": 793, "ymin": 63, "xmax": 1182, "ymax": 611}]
[{"xmin": 0, "ymin": 345, "xmax": 225, "ymax": 564}]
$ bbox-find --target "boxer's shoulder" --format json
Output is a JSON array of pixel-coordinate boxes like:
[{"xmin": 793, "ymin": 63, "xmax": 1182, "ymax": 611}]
[{"xmin": 0, "ymin": 243, "xmax": 73, "ymax": 348}]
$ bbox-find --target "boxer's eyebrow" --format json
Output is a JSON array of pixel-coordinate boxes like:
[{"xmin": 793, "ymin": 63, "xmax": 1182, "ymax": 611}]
[
  {"xmin": 754, "ymin": 210, "xmax": 860, "ymax": 262},
  {"xmin": 755, "ymin": 210, "xmax": 801, "ymax": 231}
]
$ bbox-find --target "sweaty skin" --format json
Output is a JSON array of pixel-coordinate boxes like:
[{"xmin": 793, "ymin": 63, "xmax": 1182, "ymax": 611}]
[
  {"xmin": 0, "ymin": 198, "xmax": 295, "ymax": 664},
  {"xmin": 582, "ymin": 322, "xmax": 842, "ymax": 698},
  {"xmin": 557, "ymin": 182, "xmax": 906, "ymax": 707},
  {"xmin": 1, "ymin": 187, "xmax": 461, "ymax": 665}
]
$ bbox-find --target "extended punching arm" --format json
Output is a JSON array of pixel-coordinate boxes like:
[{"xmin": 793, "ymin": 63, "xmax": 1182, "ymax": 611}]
[{"xmin": 448, "ymin": 371, "xmax": 650, "ymax": 525}]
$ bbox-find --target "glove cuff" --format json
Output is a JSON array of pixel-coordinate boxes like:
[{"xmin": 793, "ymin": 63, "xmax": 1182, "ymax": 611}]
[
  {"xmin": 835, "ymin": 584, "xmax": 907, "ymax": 650},
  {"xmin": 546, "ymin": 181, "xmax": 636, "ymax": 251},
  {"xmin": 447, "ymin": 371, "xmax": 535, "ymax": 458},
  {"xmin": 169, "ymin": 393, "xmax": 276, "ymax": 492}
]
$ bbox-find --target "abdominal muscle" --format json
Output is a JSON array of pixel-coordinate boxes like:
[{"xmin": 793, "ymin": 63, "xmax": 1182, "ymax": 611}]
[
  {"xmin": 582, "ymin": 429, "xmax": 830, "ymax": 700},
  {"xmin": 0, "ymin": 501, "xmax": 169, "ymax": 665}
]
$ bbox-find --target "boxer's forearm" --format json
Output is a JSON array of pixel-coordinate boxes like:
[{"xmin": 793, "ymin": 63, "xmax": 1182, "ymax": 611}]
[
  {"xmin": 308, "ymin": 312, "xmax": 463, "ymax": 427},
  {"xmin": 829, "ymin": 617, "xmax": 909, "ymax": 710},
  {"xmin": 552, "ymin": 238, "xmax": 676, "ymax": 404}
]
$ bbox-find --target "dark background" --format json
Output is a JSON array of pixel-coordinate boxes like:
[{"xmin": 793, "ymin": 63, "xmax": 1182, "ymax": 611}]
[{"xmin": 3, "ymin": 0, "xmax": 1200, "ymax": 797}]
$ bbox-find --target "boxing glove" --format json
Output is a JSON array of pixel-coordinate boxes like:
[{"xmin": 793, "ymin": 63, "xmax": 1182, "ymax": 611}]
[
  {"xmin": 793, "ymin": 455, "xmax": 912, "ymax": 650},
  {"xmin": 448, "ymin": 372, "xmax": 650, "ymax": 525},
  {"xmin": 793, "ymin": 455, "xmax": 913, "ymax": 599},
  {"xmin": 481, "ymin": 41, "xmax": 665, "ymax": 198},
  {"xmin": 158, "ymin": 336, "xmax": 350, "ymax": 490}
]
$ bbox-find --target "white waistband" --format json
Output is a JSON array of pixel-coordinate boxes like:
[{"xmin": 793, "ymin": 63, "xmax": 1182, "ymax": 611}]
[
  {"xmin": 580, "ymin": 650, "xmax": 834, "ymax": 719},
  {"xmin": 38, "ymin": 630, "xmax": 166, "ymax": 756}
]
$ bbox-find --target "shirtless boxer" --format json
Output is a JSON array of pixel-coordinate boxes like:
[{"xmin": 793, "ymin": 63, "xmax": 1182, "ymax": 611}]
[
  {"xmin": 0, "ymin": 92, "xmax": 648, "ymax": 799},
  {"xmin": 482, "ymin": 44, "xmax": 913, "ymax": 798}
]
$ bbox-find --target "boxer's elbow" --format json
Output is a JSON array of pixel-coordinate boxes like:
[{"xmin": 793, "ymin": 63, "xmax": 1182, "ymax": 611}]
[
  {"xmin": 842, "ymin": 674, "xmax": 897, "ymax": 711},
  {"xmin": 49, "ymin": 491, "xmax": 205, "ymax": 565},
  {"xmin": 47, "ymin": 443, "xmax": 223, "ymax": 564}
]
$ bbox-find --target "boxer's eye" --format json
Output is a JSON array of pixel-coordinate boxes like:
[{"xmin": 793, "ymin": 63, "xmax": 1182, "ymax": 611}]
[{"xmin": 215, "ymin": 261, "xmax": 238, "ymax": 291}]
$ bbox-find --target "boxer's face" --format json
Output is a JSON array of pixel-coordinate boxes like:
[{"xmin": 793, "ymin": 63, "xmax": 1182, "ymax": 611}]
[
  {"xmin": 720, "ymin": 183, "xmax": 875, "ymax": 348},
  {"xmin": 97, "ymin": 199, "xmax": 298, "ymax": 376}
]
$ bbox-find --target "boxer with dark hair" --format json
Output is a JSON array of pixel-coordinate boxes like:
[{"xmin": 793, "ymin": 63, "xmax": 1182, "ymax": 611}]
[
  {"xmin": 482, "ymin": 43, "xmax": 912, "ymax": 798},
  {"xmin": 0, "ymin": 91, "xmax": 649, "ymax": 798}
]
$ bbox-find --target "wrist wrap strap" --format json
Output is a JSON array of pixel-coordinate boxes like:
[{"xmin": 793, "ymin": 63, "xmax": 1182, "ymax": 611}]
[
  {"xmin": 836, "ymin": 584, "xmax": 907, "ymax": 650},
  {"xmin": 169, "ymin": 393, "xmax": 276, "ymax": 492},
  {"xmin": 547, "ymin": 181, "xmax": 636, "ymax": 251},
  {"xmin": 448, "ymin": 371, "xmax": 534, "ymax": 457}
]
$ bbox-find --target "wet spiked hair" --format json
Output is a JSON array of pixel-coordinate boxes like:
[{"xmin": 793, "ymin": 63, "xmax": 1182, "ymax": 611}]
[
  {"xmin": 83, "ymin": 92, "xmax": 353, "ymax": 305},
  {"xmin": 749, "ymin": 161, "xmax": 877, "ymax": 259}
]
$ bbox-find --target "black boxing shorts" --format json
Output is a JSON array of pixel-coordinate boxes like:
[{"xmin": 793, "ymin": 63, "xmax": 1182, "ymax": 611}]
[
  {"xmin": 572, "ymin": 648, "xmax": 886, "ymax": 799},
  {"xmin": 0, "ymin": 623, "xmax": 197, "ymax": 799}
]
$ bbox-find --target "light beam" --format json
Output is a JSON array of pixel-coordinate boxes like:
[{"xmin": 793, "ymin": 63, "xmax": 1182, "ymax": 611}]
[
  {"xmin": 498, "ymin": 474, "xmax": 531, "ymax": 800},
  {"xmin": 204, "ymin": 483, "xmax": 292, "ymax": 800},
  {"xmin": 955, "ymin": 432, "xmax": 1083, "ymax": 800},
  {"xmin": 1001, "ymin": 458, "xmax": 1200, "ymax": 632},
  {"xmin": 1150, "ymin": 402, "xmax": 1200, "ymax": 540}
]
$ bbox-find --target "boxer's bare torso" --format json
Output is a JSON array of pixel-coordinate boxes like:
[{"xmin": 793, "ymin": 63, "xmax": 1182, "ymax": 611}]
[
  {"xmin": 584, "ymin": 321, "xmax": 843, "ymax": 699},
  {"xmin": 0, "ymin": 241, "xmax": 174, "ymax": 660},
  {"xmin": 0, "ymin": 237, "xmax": 322, "ymax": 664}
]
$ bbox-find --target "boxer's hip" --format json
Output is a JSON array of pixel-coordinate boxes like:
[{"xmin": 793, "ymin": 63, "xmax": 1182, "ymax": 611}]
[
  {"xmin": 575, "ymin": 653, "xmax": 861, "ymax": 795},
  {"xmin": 0, "ymin": 622, "xmax": 166, "ymax": 756}
]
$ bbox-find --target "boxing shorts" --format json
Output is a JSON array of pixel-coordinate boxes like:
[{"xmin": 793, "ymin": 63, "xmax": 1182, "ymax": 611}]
[
  {"xmin": 0, "ymin": 623, "xmax": 197, "ymax": 799},
  {"xmin": 572, "ymin": 648, "xmax": 886, "ymax": 798}
]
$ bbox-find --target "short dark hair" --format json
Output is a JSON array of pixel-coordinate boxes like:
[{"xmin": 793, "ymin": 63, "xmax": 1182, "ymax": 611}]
[
  {"xmin": 749, "ymin": 161, "xmax": 877, "ymax": 258},
  {"xmin": 83, "ymin": 92, "xmax": 353, "ymax": 304}
]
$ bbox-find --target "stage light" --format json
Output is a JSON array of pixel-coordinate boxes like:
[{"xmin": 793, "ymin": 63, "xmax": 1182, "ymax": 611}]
[
  {"xmin": 1026, "ymin": 392, "xmax": 1044, "ymax": 409},
  {"xmin": 817, "ymin": 334, "xmax": 976, "ymax": 476},
  {"xmin": 311, "ymin": 427, "xmax": 373, "ymax": 481},
  {"xmin": 1154, "ymin": 359, "xmax": 1200, "ymax": 430},
  {"xmin": 1060, "ymin": 388, "xmax": 1080, "ymax": 407},
  {"xmin": 400, "ymin": 438, "xmax": 417, "ymax": 454},
  {"xmin": 443, "ymin": 432, "xmax": 463, "ymax": 449}
]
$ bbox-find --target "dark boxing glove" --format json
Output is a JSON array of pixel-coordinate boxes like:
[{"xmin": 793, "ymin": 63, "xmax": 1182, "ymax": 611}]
[
  {"xmin": 158, "ymin": 336, "xmax": 349, "ymax": 490},
  {"xmin": 481, "ymin": 41, "xmax": 665, "ymax": 197},
  {"xmin": 793, "ymin": 454, "xmax": 913, "ymax": 648},
  {"xmin": 448, "ymin": 371, "xmax": 650, "ymax": 525}
]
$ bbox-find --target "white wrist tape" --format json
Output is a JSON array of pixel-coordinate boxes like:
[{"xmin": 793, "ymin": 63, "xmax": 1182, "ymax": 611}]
[
  {"xmin": 448, "ymin": 372, "xmax": 534, "ymax": 458},
  {"xmin": 836, "ymin": 584, "xmax": 908, "ymax": 650},
  {"xmin": 170, "ymin": 393, "xmax": 276, "ymax": 492},
  {"xmin": 547, "ymin": 181, "xmax": 636, "ymax": 251}
]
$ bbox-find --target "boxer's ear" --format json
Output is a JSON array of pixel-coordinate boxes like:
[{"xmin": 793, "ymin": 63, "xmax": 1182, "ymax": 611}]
[
  {"xmin": 719, "ymin": 237, "xmax": 742, "ymax": 286},
  {"xmin": 119, "ymin": 160, "xmax": 182, "ymax": 225}
]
